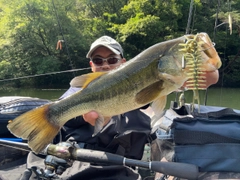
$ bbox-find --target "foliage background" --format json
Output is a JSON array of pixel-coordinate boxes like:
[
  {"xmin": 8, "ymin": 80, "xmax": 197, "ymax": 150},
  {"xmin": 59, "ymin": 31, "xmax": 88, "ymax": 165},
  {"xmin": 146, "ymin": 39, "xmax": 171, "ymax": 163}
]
[{"xmin": 0, "ymin": 0, "xmax": 239, "ymax": 88}]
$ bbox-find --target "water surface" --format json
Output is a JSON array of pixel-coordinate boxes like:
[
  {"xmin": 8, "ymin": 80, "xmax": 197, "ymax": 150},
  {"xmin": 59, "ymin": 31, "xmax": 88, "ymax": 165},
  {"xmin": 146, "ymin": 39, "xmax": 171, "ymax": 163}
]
[{"xmin": 0, "ymin": 87, "xmax": 240, "ymax": 109}]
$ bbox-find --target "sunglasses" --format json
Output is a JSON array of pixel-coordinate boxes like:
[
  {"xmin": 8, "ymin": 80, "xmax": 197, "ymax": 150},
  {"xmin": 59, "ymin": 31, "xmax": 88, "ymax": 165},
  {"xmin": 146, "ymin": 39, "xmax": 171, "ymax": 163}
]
[{"xmin": 91, "ymin": 56, "xmax": 122, "ymax": 66}]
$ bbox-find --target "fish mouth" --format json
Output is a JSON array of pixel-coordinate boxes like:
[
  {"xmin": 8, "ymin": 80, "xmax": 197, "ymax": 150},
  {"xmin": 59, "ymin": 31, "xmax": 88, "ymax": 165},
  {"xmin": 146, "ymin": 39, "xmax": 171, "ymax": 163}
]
[
  {"xmin": 215, "ymin": 61, "xmax": 222, "ymax": 69},
  {"xmin": 198, "ymin": 33, "xmax": 222, "ymax": 71}
]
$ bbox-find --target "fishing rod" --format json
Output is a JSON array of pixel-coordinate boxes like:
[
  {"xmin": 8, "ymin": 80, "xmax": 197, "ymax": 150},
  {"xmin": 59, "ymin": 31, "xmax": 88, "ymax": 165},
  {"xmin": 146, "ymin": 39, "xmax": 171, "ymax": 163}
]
[
  {"xmin": 185, "ymin": 0, "xmax": 194, "ymax": 35},
  {"xmin": 0, "ymin": 139, "xmax": 199, "ymax": 180},
  {"xmin": 51, "ymin": 0, "xmax": 75, "ymax": 77}
]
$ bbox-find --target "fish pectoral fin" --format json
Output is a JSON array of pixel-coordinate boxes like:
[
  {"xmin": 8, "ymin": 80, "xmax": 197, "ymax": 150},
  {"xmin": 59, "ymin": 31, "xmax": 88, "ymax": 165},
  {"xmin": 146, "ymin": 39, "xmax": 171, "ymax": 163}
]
[
  {"xmin": 7, "ymin": 104, "xmax": 61, "ymax": 154},
  {"xmin": 93, "ymin": 115, "xmax": 112, "ymax": 136},
  {"xmin": 151, "ymin": 95, "xmax": 167, "ymax": 117},
  {"xmin": 93, "ymin": 114, "xmax": 105, "ymax": 136},
  {"xmin": 135, "ymin": 80, "xmax": 164, "ymax": 104},
  {"xmin": 70, "ymin": 72, "xmax": 107, "ymax": 88},
  {"xmin": 150, "ymin": 96, "xmax": 167, "ymax": 129}
]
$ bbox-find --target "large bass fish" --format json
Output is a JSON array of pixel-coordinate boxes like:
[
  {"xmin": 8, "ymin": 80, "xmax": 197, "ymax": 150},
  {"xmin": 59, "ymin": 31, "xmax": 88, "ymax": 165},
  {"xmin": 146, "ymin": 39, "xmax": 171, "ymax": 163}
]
[{"xmin": 8, "ymin": 33, "xmax": 221, "ymax": 153}]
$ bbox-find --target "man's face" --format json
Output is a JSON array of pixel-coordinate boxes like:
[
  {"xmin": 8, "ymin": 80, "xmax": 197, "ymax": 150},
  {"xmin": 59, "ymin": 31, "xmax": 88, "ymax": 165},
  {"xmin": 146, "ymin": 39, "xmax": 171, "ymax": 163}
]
[{"xmin": 89, "ymin": 46, "xmax": 126, "ymax": 72}]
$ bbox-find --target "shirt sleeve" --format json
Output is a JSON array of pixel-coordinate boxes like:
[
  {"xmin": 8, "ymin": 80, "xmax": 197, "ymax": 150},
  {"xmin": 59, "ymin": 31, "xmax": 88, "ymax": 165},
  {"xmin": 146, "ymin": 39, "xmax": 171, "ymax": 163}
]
[{"xmin": 59, "ymin": 87, "xmax": 82, "ymax": 100}]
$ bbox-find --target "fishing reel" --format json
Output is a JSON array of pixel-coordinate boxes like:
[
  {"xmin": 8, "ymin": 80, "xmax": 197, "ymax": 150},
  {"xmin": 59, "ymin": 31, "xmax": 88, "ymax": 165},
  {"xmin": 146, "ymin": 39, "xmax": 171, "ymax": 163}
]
[
  {"xmin": 27, "ymin": 166, "xmax": 59, "ymax": 180},
  {"xmin": 27, "ymin": 142, "xmax": 74, "ymax": 180}
]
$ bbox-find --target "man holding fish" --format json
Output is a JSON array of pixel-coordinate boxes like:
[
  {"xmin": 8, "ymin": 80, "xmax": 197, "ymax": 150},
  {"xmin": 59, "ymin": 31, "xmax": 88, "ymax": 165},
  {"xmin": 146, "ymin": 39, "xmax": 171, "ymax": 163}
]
[
  {"xmin": 7, "ymin": 33, "xmax": 221, "ymax": 179},
  {"xmin": 20, "ymin": 36, "xmax": 154, "ymax": 180}
]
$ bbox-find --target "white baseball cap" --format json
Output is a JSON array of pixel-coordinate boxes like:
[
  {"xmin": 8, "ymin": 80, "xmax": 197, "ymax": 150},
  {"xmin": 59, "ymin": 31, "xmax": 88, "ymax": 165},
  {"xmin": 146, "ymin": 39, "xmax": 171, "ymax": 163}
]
[{"xmin": 86, "ymin": 36, "xmax": 124, "ymax": 58}]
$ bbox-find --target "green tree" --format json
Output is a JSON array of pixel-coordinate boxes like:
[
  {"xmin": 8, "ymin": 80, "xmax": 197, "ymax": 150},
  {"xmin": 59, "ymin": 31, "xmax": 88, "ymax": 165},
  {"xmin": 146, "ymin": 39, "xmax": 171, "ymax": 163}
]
[
  {"xmin": 0, "ymin": 0, "xmax": 239, "ymax": 88},
  {"xmin": 0, "ymin": 0, "xmax": 90, "ymax": 87}
]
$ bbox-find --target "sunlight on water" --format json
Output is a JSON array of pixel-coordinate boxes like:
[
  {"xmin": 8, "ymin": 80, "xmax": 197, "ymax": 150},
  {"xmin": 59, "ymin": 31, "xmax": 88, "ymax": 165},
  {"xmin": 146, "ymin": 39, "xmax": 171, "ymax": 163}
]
[
  {"xmin": 165, "ymin": 87, "xmax": 240, "ymax": 110},
  {"xmin": 0, "ymin": 87, "xmax": 240, "ymax": 109},
  {"xmin": 0, "ymin": 88, "xmax": 67, "ymax": 101}
]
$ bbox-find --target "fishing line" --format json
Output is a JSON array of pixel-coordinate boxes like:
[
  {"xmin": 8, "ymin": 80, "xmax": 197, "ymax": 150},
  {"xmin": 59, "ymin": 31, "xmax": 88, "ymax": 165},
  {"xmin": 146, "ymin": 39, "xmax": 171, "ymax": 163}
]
[
  {"xmin": 0, "ymin": 61, "xmax": 137, "ymax": 82},
  {"xmin": 190, "ymin": 3, "xmax": 197, "ymax": 34},
  {"xmin": 218, "ymin": 26, "xmax": 229, "ymax": 107},
  {"xmin": 222, "ymin": 50, "xmax": 240, "ymax": 73},
  {"xmin": 185, "ymin": 0, "xmax": 194, "ymax": 35},
  {"xmin": 175, "ymin": 0, "xmax": 195, "ymax": 105},
  {"xmin": 213, "ymin": 0, "xmax": 220, "ymax": 42},
  {"xmin": 205, "ymin": 0, "xmax": 222, "ymax": 106},
  {"xmin": 209, "ymin": 0, "xmax": 232, "ymax": 106},
  {"xmin": 0, "ymin": 67, "xmax": 91, "ymax": 82},
  {"xmin": 0, "ymin": 38, "xmax": 216, "ymax": 83},
  {"xmin": 51, "ymin": 0, "xmax": 75, "ymax": 77}
]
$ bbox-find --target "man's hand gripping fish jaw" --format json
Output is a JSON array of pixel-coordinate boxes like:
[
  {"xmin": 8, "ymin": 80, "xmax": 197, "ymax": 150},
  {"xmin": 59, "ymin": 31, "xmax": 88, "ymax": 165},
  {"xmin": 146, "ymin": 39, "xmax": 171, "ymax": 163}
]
[{"xmin": 7, "ymin": 32, "xmax": 221, "ymax": 154}]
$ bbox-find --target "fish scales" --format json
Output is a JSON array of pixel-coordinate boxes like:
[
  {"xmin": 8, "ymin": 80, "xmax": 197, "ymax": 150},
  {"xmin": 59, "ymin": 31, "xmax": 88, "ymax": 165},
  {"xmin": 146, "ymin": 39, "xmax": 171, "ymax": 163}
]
[
  {"xmin": 58, "ymin": 58, "xmax": 160, "ymax": 117},
  {"xmin": 7, "ymin": 33, "xmax": 222, "ymax": 153}
]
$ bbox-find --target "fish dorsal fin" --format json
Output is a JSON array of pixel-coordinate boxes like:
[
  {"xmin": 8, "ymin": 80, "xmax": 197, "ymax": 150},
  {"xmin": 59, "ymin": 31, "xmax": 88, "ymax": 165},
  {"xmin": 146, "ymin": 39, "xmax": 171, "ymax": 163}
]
[{"xmin": 70, "ymin": 72, "xmax": 107, "ymax": 88}]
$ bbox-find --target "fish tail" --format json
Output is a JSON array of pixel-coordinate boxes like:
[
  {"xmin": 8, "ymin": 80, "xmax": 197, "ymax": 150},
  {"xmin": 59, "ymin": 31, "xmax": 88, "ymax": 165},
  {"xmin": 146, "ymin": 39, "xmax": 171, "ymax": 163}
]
[{"xmin": 7, "ymin": 104, "xmax": 61, "ymax": 154}]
